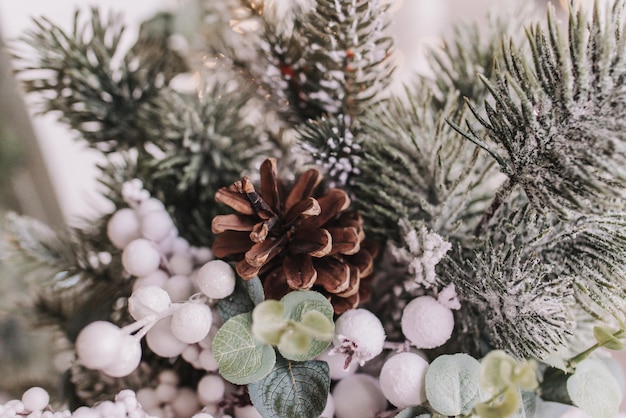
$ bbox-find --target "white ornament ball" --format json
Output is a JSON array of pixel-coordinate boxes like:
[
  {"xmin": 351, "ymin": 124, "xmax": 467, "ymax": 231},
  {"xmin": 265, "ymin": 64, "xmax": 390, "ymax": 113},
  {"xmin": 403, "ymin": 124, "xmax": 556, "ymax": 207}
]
[
  {"xmin": 332, "ymin": 374, "xmax": 387, "ymax": 418},
  {"xmin": 197, "ymin": 374, "xmax": 225, "ymax": 405},
  {"xmin": 21, "ymin": 387, "xmax": 49, "ymax": 412},
  {"xmin": 107, "ymin": 208, "xmax": 141, "ymax": 249},
  {"xmin": 401, "ymin": 296, "xmax": 454, "ymax": 349},
  {"xmin": 128, "ymin": 285, "xmax": 171, "ymax": 320},
  {"xmin": 136, "ymin": 197, "xmax": 166, "ymax": 217},
  {"xmin": 333, "ymin": 309, "xmax": 386, "ymax": 364},
  {"xmin": 141, "ymin": 210, "xmax": 175, "ymax": 243},
  {"xmin": 234, "ymin": 405, "xmax": 263, "ymax": 418},
  {"xmin": 122, "ymin": 238, "xmax": 162, "ymax": 277},
  {"xmin": 317, "ymin": 349, "xmax": 358, "ymax": 380},
  {"xmin": 136, "ymin": 388, "xmax": 159, "ymax": 410},
  {"xmin": 199, "ymin": 348, "xmax": 219, "ymax": 372},
  {"xmin": 72, "ymin": 407, "xmax": 101, "ymax": 418},
  {"xmin": 155, "ymin": 383, "xmax": 178, "ymax": 403},
  {"xmin": 192, "ymin": 414, "xmax": 215, "ymax": 418},
  {"xmin": 379, "ymin": 352, "xmax": 429, "ymax": 408},
  {"xmin": 169, "ymin": 253, "xmax": 194, "ymax": 276},
  {"xmin": 146, "ymin": 317, "xmax": 188, "ymax": 358},
  {"xmin": 132, "ymin": 269, "xmax": 169, "ymax": 291},
  {"xmin": 101, "ymin": 334, "xmax": 142, "ymax": 377},
  {"xmin": 171, "ymin": 303, "xmax": 213, "ymax": 344},
  {"xmin": 171, "ymin": 387, "xmax": 201, "ymax": 418},
  {"xmin": 196, "ymin": 260, "xmax": 236, "ymax": 299},
  {"xmin": 163, "ymin": 275, "xmax": 195, "ymax": 303},
  {"xmin": 75, "ymin": 321, "xmax": 123, "ymax": 370}
]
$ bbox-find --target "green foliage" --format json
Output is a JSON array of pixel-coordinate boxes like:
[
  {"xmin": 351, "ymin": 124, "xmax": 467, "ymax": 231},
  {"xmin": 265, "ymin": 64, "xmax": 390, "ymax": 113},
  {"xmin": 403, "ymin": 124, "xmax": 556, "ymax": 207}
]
[
  {"xmin": 248, "ymin": 356, "xmax": 330, "ymax": 418},
  {"xmin": 351, "ymin": 86, "xmax": 494, "ymax": 242},
  {"xmin": 455, "ymin": 2, "xmax": 626, "ymax": 217},
  {"xmin": 212, "ymin": 312, "xmax": 277, "ymax": 385},
  {"xmin": 424, "ymin": 353, "xmax": 481, "ymax": 416},
  {"xmin": 217, "ymin": 275, "xmax": 263, "ymax": 322}
]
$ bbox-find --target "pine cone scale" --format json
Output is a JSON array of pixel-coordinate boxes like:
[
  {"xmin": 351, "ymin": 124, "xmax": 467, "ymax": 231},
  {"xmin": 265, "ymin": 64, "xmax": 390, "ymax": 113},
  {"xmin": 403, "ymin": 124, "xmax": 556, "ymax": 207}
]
[
  {"xmin": 211, "ymin": 214, "xmax": 256, "ymax": 234},
  {"xmin": 314, "ymin": 257, "xmax": 351, "ymax": 294},
  {"xmin": 259, "ymin": 158, "xmax": 281, "ymax": 212},
  {"xmin": 283, "ymin": 254, "xmax": 317, "ymax": 290},
  {"xmin": 212, "ymin": 230, "xmax": 254, "ymax": 258},
  {"xmin": 215, "ymin": 186, "xmax": 256, "ymax": 215},
  {"xmin": 307, "ymin": 189, "xmax": 351, "ymax": 227},
  {"xmin": 290, "ymin": 226, "xmax": 332, "ymax": 257},
  {"xmin": 326, "ymin": 226, "xmax": 361, "ymax": 255},
  {"xmin": 285, "ymin": 168, "xmax": 322, "ymax": 210}
]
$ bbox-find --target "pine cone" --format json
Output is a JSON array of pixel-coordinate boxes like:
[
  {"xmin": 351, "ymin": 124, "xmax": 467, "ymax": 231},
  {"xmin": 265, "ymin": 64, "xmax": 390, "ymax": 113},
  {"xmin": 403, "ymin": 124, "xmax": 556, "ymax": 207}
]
[{"xmin": 212, "ymin": 158, "xmax": 378, "ymax": 313}]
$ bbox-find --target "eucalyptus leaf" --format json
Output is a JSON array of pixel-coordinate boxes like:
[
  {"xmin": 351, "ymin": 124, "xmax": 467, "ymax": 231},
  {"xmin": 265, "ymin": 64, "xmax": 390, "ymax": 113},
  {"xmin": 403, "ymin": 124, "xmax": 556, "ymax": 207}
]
[
  {"xmin": 425, "ymin": 353, "xmax": 481, "ymax": 416},
  {"xmin": 593, "ymin": 326, "xmax": 625, "ymax": 350},
  {"xmin": 278, "ymin": 291, "xmax": 334, "ymax": 361},
  {"xmin": 217, "ymin": 276, "xmax": 256, "ymax": 322},
  {"xmin": 566, "ymin": 359, "xmax": 622, "ymax": 418},
  {"xmin": 252, "ymin": 300, "xmax": 287, "ymax": 345},
  {"xmin": 278, "ymin": 328, "xmax": 312, "ymax": 356},
  {"xmin": 395, "ymin": 406, "xmax": 431, "ymax": 418},
  {"xmin": 212, "ymin": 313, "xmax": 276, "ymax": 385},
  {"xmin": 248, "ymin": 357, "xmax": 330, "ymax": 418},
  {"xmin": 297, "ymin": 310, "xmax": 334, "ymax": 341},
  {"xmin": 245, "ymin": 275, "xmax": 265, "ymax": 305}
]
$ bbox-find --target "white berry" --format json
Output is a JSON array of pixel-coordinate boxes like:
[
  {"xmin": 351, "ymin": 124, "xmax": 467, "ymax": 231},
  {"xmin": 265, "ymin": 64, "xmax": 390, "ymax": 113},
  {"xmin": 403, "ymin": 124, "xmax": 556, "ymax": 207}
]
[
  {"xmin": 401, "ymin": 296, "xmax": 454, "ymax": 349},
  {"xmin": 146, "ymin": 317, "xmax": 188, "ymax": 358},
  {"xmin": 196, "ymin": 260, "xmax": 236, "ymax": 299},
  {"xmin": 197, "ymin": 374, "xmax": 225, "ymax": 405},
  {"xmin": 317, "ymin": 349, "xmax": 358, "ymax": 380},
  {"xmin": 75, "ymin": 321, "xmax": 123, "ymax": 370},
  {"xmin": 163, "ymin": 275, "xmax": 195, "ymax": 302},
  {"xmin": 107, "ymin": 208, "xmax": 141, "ymax": 249},
  {"xmin": 122, "ymin": 239, "xmax": 162, "ymax": 277},
  {"xmin": 332, "ymin": 374, "xmax": 387, "ymax": 418},
  {"xmin": 169, "ymin": 253, "xmax": 194, "ymax": 276},
  {"xmin": 171, "ymin": 303, "xmax": 213, "ymax": 344},
  {"xmin": 171, "ymin": 387, "xmax": 201, "ymax": 418},
  {"xmin": 136, "ymin": 197, "xmax": 166, "ymax": 217},
  {"xmin": 379, "ymin": 352, "xmax": 429, "ymax": 408},
  {"xmin": 333, "ymin": 309, "xmax": 386, "ymax": 365},
  {"xmin": 101, "ymin": 334, "xmax": 142, "ymax": 377},
  {"xmin": 21, "ymin": 387, "xmax": 49, "ymax": 412},
  {"xmin": 141, "ymin": 210, "xmax": 175, "ymax": 243},
  {"xmin": 128, "ymin": 285, "xmax": 171, "ymax": 320},
  {"xmin": 133, "ymin": 269, "xmax": 169, "ymax": 291}
]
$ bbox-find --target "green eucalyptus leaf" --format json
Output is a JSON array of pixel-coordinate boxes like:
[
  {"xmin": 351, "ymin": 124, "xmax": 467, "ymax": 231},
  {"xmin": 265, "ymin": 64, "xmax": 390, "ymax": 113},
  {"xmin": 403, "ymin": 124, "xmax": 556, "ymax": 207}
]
[
  {"xmin": 217, "ymin": 275, "xmax": 256, "ymax": 322},
  {"xmin": 593, "ymin": 326, "xmax": 626, "ymax": 350},
  {"xmin": 479, "ymin": 350, "xmax": 517, "ymax": 393},
  {"xmin": 252, "ymin": 300, "xmax": 287, "ymax": 345},
  {"xmin": 212, "ymin": 313, "xmax": 276, "ymax": 385},
  {"xmin": 566, "ymin": 359, "xmax": 622, "ymax": 418},
  {"xmin": 297, "ymin": 309, "xmax": 334, "ymax": 341},
  {"xmin": 425, "ymin": 353, "xmax": 481, "ymax": 416},
  {"xmin": 474, "ymin": 387, "xmax": 520, "ymax": 418},
  {"xmin": 278, "ymin": 328, "xmax": 312, "ymax": 356},
  {"xmin": 278, "ymin": 291, "xmax": 334, "ymax": 361},
  {"xmin": 248, "ymin": 357, "xmax": 330, "ymax": 418},
  {"xmin": 245, "ymin": 275, "xmax": 265, "ymax": 305}
]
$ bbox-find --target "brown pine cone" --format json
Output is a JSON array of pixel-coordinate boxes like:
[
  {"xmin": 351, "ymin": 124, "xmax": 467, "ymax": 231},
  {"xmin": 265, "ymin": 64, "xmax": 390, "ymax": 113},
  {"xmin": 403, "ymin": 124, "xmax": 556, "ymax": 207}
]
[{"xmin": 211, "ymin": 158, "xmax": 378, "ymax": 313}]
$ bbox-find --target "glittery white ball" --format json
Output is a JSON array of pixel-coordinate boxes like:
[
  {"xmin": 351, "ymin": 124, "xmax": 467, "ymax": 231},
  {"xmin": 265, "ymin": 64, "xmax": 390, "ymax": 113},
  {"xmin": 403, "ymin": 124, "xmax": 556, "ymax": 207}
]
[
  {"xmin": 197, "ymin": 374, "xmax": 225, "ymax": 405},
  {"xmin": 128, "ymin": 285, "xmax": 171, "ymax": 320},
  {"xmin": 21, "ymin": 387, "xmax": 49, "ymax": 412},
  {"xmin": 141, "ymin": 210, "xmax": 175, "ymax": 243},
  {"xmin": 332, "ymin": 374, "xmax": 387, "ymax": 418},
  {"xmin": 171, "ymin": 387, "xmax": 201, "ymax": 418},
  {"xmin": 401, "ymin": 296, "xmax": 454, "ymax": 349},
  {"xmin": 101, "ymin": 334, "xmax": 142, "ymax": 377},
  {"xmin": 169, "ymin": 253, "xmax": 194, "ymax": 276},
  {"xmin": 107, "ymin": 208, "xmax": 141, "ymax": 249},
  {"xmin": 75, "ymin": 321, "xmax": 124, "ymax": 370},
  {"xmin": 379, "ymin": 352, "xmax": 429, "ymax": 408},
  {"xmin": 195, "ymin": 260, "xmax": 236, "ymax": 299},
  {"xmin": 163, "ymin": 275, "xmax": 195, "ymax": 302},
  {"xmin": 146, "ymin": 317, "xmax": 188, "ymax": 358},
  {"xmin": 133, "ymin": 269, "xmax": 169, "ymax": 291},
  {"xmin": 136, "ymin": 197, "xmax": 166, "ymax": 217},
  {"xmin": 170, "ymin": 303, "xmax": 213, "ymax": 344},
  {"xmin": 122, "ymin": 238, "xmax": 161, "ymax": 277},
  {"xmin": 333, "ymin": 309, "xmax": 386, "ymax": 363}
]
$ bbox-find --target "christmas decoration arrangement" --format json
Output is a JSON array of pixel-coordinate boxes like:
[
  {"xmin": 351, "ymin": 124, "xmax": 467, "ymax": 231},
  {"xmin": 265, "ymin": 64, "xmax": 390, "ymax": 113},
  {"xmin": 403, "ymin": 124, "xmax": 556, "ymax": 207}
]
[{"xmin": 2, "ymin": 0, "xmax": 626, "ymax": 417}]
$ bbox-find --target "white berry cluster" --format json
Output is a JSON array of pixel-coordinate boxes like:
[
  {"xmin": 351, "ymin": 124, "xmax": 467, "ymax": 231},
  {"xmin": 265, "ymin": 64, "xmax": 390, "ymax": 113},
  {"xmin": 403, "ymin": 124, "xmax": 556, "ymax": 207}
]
[{"xmin": 0, "ymin": 388, "xmax": 154, "ymax": 418}]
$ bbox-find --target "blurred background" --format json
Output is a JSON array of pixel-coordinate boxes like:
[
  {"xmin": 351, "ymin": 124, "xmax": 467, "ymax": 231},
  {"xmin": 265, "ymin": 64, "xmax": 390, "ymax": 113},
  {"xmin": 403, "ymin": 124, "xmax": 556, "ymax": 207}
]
[{"xmin": 0, "ymin": 0, "xmax": 624, "ymax": 413}]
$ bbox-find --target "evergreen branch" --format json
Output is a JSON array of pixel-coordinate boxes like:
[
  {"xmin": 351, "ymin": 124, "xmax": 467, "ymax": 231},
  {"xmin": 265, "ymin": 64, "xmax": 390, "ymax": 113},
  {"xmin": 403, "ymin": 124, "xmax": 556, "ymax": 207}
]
[
  {"xmin": 444, "ymin": 238, "xmax": 576, "ymax": 360},
  {"xmin": 462, "ymin": 1, "xmax": 626, "ymax": 217},
  {"xmin": 349, "ymin": 85, "xmax": 495, "ymax": 242},
  {"xmin": 14, "ymin": 7, "xmax": 188, "ymax": 152}
]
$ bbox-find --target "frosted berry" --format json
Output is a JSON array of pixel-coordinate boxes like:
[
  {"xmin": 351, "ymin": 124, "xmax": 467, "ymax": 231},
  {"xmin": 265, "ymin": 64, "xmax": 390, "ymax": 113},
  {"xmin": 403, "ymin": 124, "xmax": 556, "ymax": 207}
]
[
  {"xmin": 401, "ymin": 296, "xmax": 454, "ymax": 349},
  {"xmin": 76, "ymin": 321, "xmax": 124, "ymax": 370},
  {"xmin": 107, "ymin": 208, "xmax": 141, "ymax": 249},
  {"xmin": 379, "ymin": 352, "xmax": 429, "ymax": 408},
  {"xmin": 170, "ymin": 303, "xmax": 213, "ymax": 344},
  {"xmin": 171, "ymin": 387, "xmax": 201, "ymax": 418},
  {"xmin": 197, "ymin": 374, "xmax": 225, "ymax": 405},
  {"xmin": 136, "ymin": 197, "xmax": 166, "ymax": 217},
  {"xmin": 122, "ymin": 238, "xmax": 162, "ymax": 277},
  {"xmin": 21, "ymin": 387, "xmax": 49, "ymax": 412},
  {"xmin": 163, "ymin": 275, "xmax": 195, "ymax": 303},
  {"xmin": 133, "ymin": 269, "xmax": 169, "ymax": 291},
  {"xmin": 332, "ymin": 374, "xmax": 387, "ymax": 418},
  {"xmin": 195, "ymin": 260, "xmax": 236, "ymax": 299},
  {"xmin": 101, "ymin": 334, "xmax": 142, "ymax": 377},
  {"xmin": 169, "ymin": 253, "xmax": 194, "ymax": 276},
  {"xmin": 333, "ymin": 309, "xmax": 386, "ymax": 366},
  {"xmin": 141, "ymin": 210, "xmax": 175, "ymax": 243},
  {"xmin": 146, "ymin": 317, "xmax": 188, "ymax": 357},
  {"xmin": 316, "ymin": 349, "xmax": 358, "ymax": 380},
  {"xmin": 128, "ymin": 285, "xmax": 171, "ymax": 320}
]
